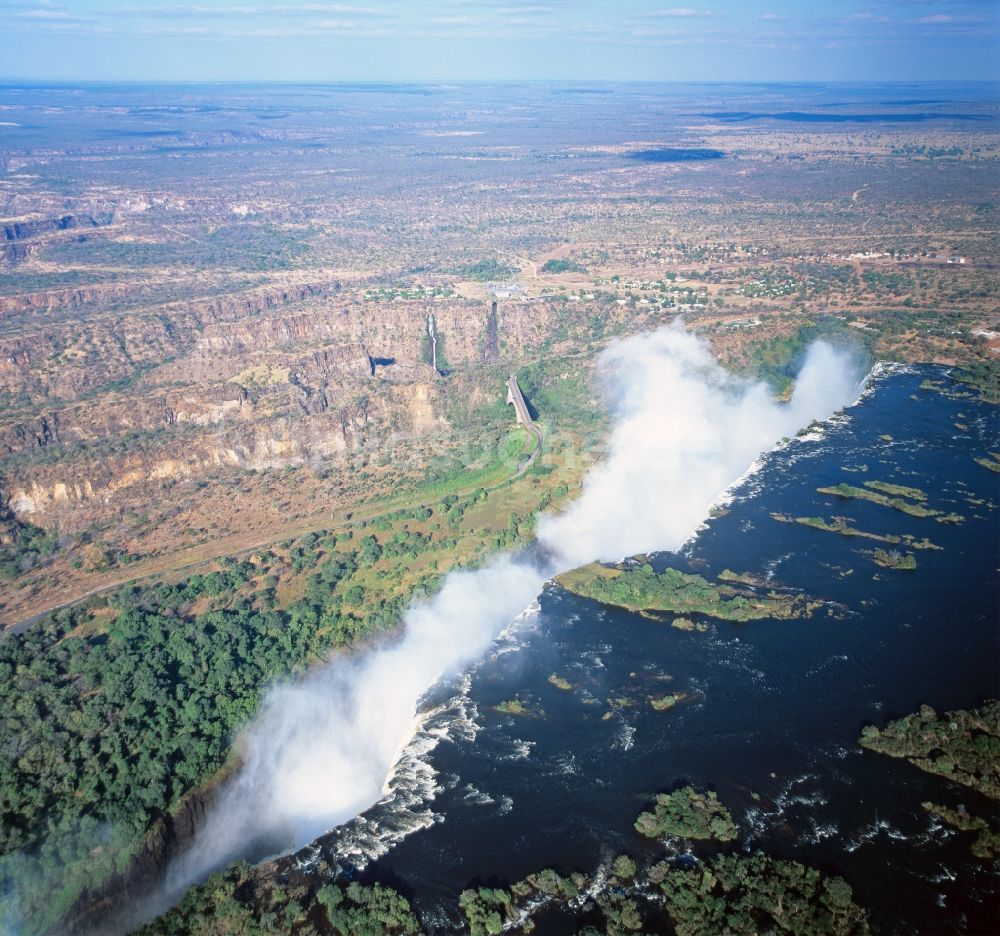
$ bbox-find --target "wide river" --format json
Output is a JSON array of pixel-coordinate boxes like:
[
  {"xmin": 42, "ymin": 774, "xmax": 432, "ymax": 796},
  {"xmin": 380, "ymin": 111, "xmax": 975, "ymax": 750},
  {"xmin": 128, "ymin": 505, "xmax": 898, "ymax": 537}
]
[{"xmin": 290, "ymin": 364, "xmax": 998, "ymax": 934}]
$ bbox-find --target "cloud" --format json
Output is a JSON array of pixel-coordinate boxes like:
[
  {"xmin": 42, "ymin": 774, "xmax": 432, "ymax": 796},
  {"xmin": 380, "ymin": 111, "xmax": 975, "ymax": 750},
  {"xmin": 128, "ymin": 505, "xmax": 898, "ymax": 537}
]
[
  {"xmin": 759, "ymin": 12, "xmax": 787, "ymax": 21},
  {"xmin": 639, "ymin": 6, "xmax": 714, "ymax": 17},
  {"xmin": 116, "ymin": 3, "xmax": 390, "ymax": 17},
  {"xmin": 537, "ymin": 326, "xmax": 862, "ymax": 567},
  {"xmin": 913, "ymin": 12, "xmax": 990, "ymax": 23},
  {"xmin": 845, "ymin": 12, "xmax": 891, "ymax": 22}
]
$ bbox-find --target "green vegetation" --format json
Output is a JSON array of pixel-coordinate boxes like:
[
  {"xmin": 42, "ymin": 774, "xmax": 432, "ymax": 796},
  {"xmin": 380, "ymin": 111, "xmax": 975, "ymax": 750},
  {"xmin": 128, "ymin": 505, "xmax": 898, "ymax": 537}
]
[
  {"xmin": 0, "ymin": 518, "xmax": 61, "ymax": 580},
  {"xmin": 541, "ymin": 258, "xmax": 587, "ymax": 274},
  {"xmin": 923, "ymin": 803, "xmax": 1000, "ymax": 859},
  {"xmin": 634, "ymin": 786, "xmax": 738, "ymax": 842},
  {"xmin": 975, "ymin": 453, "xmax": 1000, "ymax": 473},
  {"xmin": 459, "ymin": 869, "xmax": 581, "ymax": 935},
  {"xmin": 862, "ymin": 702, "xmax": 1000, "ymax": 863},
  {"xmin": 460, "ymin": 258, "xmax": 518, "ymax": 281},
  {"xmin": 772, "ymin": 512, "xmax": 943, "ymax": 551},
  {"xmin": 557, "ymin": 563, "xmax": 817, "ymax": 622},
  {"xmin": 515, "ymin": 358, "xmax": 604, "ymax": 430},
  {"xmin": 651, "ymin": 853, "xmax": 869, "ymax": 936},
  {"xmin": 817, "ymin": 482, "xmax": 943, "ymax": 518},
  {"xmin": 0, "ymin": 551, "xmax": 392, "ymax": 932},
  {"xmin": 671, "ymin": 617, "xmax": 708, "ymax": 633},
  {"xmin": 316, "ymin": 882, "xmax": 421, "ymax": 935},
  {"xmin": 745, "ymin": 321, "xmax": 871, "ymax": 395},
  {"xmin": 650, "ymin": 693, "xmax": 683, "ymax": 711},
  {"xmin": 860, "ymin": 701, "xmax": 1000, "ymax": 800},
  {"xmin": 548, "ymin": 673, "xmax": 573, "ymax": 690},
  {"xmin": 135, "ymin": 862, "xmax": 420, "ymax": 936},
  {"xmin": 872, "ymin": 549, "xmax": 917, "ymax": 570},
  {"xmin": 952, "ymin": 359, "xmax": 1000, "ymax": 403},
  {"xmin": 863, "ymin": 480, "xmax": 927, "ymax": 500},
  {"xmin": 496, "ymin": 696, "xmax": 542, "ymax": 717}
]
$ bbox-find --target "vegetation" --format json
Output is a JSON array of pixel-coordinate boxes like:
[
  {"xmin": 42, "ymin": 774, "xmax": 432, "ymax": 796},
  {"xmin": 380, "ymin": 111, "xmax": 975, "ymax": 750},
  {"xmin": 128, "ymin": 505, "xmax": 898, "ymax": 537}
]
[
  {"xmin": 548, "ymin": 673, "xmax": 573, "ymax": 690},
  {"xmin": 862, "ymin": 702, "xmax": 1000, "ymax": 864},
  {"xmin": 541, "ymin": 258, "xmax": 587, "ymax": 274},
  {"xmin": 0, "ymin": 552, "xmax": 380, "ymax": 932},
  {"xmin": 459, "ymin": 868, "xmax": 581, "ymax": 935},
  {"xmin": 650, "ymin": 693, "xmax": 684, "ymax": 711},
  {"xmin": 495, "ymin": 697, "xmax": 539, "ymax": 716},
  {"xmin": 863, "ymin": 480, "xmax": 925, "ymax": 500},
  {"xmin": 651, "ymin": 853, "xmax": 870, "ymax": 936},
  {"xmin": 634, "ymin": 786, "xmax": 738, "ymax": 842},
  {"xmin": 0, "ymin": 518, "xmax": 61, "ymax": 580},
  {"xmin": 817, "ymin": 482, "xmax": 944, "ymax": 518},
  {"xmin": 557, "ymin": 562, "xmax": 817, "ymax": 622},
  {"xmin": 744, "ymin": 321, "xmax": 871, "ymax": 394},
  {"xmin": 772, "ymin": 513, "xmax": 942, "ymax": 551},
  {"xmin": 923, "ymin": 803, "xmax": 1000, "ymax": 859},
  {"xmin": 859, "ymin": 701, "xmax": 1000, "ymax": 800},
  {"xmin": 871, "ymin": 549, "xmax": 917, "ymax": 570},
  {"xmin": 671, "ymin": 617, "xmax": 708, "ymax": 633},
  {"xmin": 952, "ymin": 359, "xmax": 1000, "ymax": 403},
  {"xmin": 135, "ymin": 863, "xmax": 420, "ymax": 936},
  {"xmin": 460, "ymin": 258, "xmax": 518, "ymax": 281},
  {"xmin": 316, "ymin": 882, "xmax": 421, "ymax": 935}
]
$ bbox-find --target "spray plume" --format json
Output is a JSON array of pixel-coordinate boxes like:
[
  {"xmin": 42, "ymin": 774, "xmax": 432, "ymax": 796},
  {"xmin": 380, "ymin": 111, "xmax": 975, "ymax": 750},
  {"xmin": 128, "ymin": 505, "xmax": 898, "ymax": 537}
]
[{"xmin": 147, "ymin": 324, "xmax": 862, "ymax": 922}]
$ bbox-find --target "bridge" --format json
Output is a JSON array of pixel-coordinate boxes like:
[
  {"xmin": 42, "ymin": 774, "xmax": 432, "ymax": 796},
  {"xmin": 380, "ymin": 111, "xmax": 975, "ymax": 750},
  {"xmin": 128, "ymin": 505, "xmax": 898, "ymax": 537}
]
[
  {"xmin": 506, "ymin": 374, "xmax": 543, "ymax": 471},
  {"xmin": 506, "ymin": 374, "xmax": 533, "ymax": 428}
]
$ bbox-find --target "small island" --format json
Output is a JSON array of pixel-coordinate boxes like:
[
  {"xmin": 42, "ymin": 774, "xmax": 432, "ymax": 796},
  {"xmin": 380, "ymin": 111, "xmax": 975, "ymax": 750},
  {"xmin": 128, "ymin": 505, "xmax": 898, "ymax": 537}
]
[
  {"xmin": 556, "ymin": 563, "xmax": 819, "ymax": 622},
  {"xmin": 495, "ymin": 697, "xmax": 542, "ymax": 717},
  {"xmin": 817, "ymin": 481, "xmax": 940, "ymax": 518},
  {"xmin": 650, "ymin": 692, "xmax": 687, "ymax": 711},
  {"xmin": 634, "ymin": 785, "xmax": 738, "ymax": 842},
  {"xmin": 871, "ymin": 549, "xmax": 917, "ymax": 570},
  {"xmin": 859, "ymin": 700, "xmax": 1000, "ymax": 799},
  {"xmin": 671, "ymin": 617, "xmax": 708, "ymax": 633},
  {"xmin": 861, "ymin": 701, "xmax": 1000, "ymax": 860}
]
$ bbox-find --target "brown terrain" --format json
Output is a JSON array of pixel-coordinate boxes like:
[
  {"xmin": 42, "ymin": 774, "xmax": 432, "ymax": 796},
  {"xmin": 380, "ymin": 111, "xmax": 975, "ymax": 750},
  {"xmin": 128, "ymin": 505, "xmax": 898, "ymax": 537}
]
[{"xmin": 1, "ymin": 87, "xmax": 998, "ymax": 630}]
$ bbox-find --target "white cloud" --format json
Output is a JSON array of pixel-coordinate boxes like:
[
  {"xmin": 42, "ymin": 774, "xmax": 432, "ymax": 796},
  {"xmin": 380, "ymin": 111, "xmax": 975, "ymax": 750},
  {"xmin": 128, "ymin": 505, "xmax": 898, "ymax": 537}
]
[{"xmin": 639, "ymin": 7, "xmax": 714, "ymax": 18}]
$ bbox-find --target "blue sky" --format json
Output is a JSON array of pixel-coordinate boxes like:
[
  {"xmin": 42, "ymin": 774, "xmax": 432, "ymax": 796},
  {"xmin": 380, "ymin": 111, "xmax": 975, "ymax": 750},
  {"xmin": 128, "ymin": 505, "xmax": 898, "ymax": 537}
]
[{"xmin": 1, "ymin": 0, "xmax": 998, "ymax": 82}]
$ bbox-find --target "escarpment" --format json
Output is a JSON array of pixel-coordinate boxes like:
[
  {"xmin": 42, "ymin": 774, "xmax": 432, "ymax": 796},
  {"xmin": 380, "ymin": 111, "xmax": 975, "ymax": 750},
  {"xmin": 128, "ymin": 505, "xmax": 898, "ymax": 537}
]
[{"xmin": 0, "ymin": 281, "xmax": 568, "ymax": 534}]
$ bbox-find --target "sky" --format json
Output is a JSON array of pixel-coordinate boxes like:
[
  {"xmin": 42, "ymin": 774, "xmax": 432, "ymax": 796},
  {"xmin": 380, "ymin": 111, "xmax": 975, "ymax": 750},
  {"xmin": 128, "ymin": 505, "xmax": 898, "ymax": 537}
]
[{"xmin": 1, "ymin": 0, "xmax": 998, "ymax": 82}]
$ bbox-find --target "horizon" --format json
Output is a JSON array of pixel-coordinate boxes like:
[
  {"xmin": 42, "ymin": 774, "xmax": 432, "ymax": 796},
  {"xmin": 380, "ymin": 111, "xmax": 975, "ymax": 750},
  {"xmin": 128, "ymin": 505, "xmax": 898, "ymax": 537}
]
[{"xmin": 1, "ymin": 77, "xmax": 999, "ymax": 85}]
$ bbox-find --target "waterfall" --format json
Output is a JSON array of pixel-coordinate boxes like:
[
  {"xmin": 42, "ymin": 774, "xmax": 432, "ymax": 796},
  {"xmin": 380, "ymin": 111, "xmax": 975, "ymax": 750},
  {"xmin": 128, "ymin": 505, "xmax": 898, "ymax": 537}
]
[{"xmin": 427, "ymin": 313, "xmax": 438, "ymax": 374}]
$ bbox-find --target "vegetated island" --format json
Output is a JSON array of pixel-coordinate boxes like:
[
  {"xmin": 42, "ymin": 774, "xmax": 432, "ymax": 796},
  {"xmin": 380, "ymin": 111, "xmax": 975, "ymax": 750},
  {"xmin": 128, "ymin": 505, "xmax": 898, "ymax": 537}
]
[
  {"xmin": 555, "ymin": 562, "xmax": 822, "ymax": 622},
  {"xmin": 860, "ymin": 700, "xmax": 1000, "ymax": 859},
  {"xmin": 871, "ymin": 548, "xmax": 917, "ymax": 570},
  {"xmin": 634, "ymin": 785, "xmax": 738, "ymax": 842},
  {"xmin": 140, "ymin": 786, "xmax": 869, "ymax": 936},
  {"xmin": 975, "ymin": 453, "xmax": 1000, "ymax": 474},
  {"xmin": 920, "ymin": 363, "xmax": 1000, "ymax": 405},
  {"xmin": 817, "ymin": 481, "xmax": 964, "ymax": 524},
  {"xmin": 771, "ymin": 512, "xmax": 940, "ymax": 550},
  {"xmin": 495, "ymin": 696, "xmax": 543, "ymax": 717}
]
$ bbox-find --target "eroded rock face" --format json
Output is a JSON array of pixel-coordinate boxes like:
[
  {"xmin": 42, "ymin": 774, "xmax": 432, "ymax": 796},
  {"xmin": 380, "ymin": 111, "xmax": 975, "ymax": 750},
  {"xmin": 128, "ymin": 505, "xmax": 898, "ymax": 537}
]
[{"xmin": 0, "ymin": 270, "xmax": 562, "ymax": 532}]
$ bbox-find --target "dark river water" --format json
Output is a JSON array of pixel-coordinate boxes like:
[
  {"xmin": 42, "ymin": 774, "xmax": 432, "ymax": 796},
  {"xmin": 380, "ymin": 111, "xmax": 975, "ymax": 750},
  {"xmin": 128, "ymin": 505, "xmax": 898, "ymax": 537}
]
[{"xmin": 304, "ymin": 365, "xmax": 999, "ymax": 935}]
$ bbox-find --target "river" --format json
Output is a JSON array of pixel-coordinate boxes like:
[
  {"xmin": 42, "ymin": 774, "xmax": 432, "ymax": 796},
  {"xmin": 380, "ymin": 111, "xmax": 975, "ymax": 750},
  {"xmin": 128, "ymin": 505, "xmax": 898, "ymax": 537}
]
[{"xmin": 295, "ymin": 365, "xmax": 998, "ymax": 934}]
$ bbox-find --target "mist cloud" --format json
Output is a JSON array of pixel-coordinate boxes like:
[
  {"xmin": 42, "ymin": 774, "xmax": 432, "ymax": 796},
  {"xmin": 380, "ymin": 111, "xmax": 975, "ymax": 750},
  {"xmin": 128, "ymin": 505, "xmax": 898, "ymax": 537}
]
[
  {"xmin": 538, "ymin": 325, "xmax": 861, "ymax": 566},
  {"xmin": 147, "ymin": 324, "xmax": 863, "ymax": 926},
  {"xmin": 160, "ymin": 555, "xmax": 546, "ymax": 907}
]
